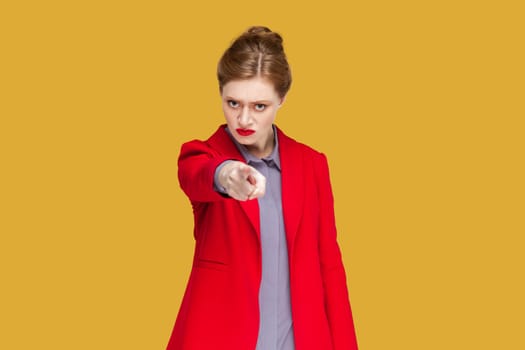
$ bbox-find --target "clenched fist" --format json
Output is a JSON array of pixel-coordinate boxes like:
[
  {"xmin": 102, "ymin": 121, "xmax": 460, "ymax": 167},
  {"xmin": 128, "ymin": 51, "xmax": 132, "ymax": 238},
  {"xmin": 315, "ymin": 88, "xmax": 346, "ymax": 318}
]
[{"xmin": 217, "ymin": 161, "xmax": 266, "ymax": 201}]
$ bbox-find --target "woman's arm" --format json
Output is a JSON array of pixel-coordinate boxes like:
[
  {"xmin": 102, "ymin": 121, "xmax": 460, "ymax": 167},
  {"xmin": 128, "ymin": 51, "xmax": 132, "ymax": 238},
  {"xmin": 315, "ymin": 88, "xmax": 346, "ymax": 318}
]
[
  {"xmin": 177, "ymin": 139, "xmax": 234, "ymax": 203},
  {"xmin": 178, "ymin": 139, "xmax": 266, "ymax": 203}
]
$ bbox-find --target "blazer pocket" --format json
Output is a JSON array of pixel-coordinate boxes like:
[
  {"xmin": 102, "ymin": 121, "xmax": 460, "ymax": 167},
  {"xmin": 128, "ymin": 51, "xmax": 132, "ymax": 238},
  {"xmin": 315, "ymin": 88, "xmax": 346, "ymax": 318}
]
[{"xmin": 196, "ymin": 258, "xmax": 229, "ymax": 271}]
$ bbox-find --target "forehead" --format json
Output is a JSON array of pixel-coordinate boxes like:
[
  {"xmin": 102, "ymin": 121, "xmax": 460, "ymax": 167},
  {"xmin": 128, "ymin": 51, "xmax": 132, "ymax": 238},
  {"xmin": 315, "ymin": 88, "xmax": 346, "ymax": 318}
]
[{"xmin": 222, "ymin": 77, "xmax": 279, "ymax": 102}]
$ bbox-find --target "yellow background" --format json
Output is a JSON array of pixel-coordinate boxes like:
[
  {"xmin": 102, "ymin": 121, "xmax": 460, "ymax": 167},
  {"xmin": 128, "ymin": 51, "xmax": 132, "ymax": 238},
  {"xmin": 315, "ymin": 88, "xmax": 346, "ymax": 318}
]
[{"xmin": 1, "ymin": 0, "xmax": 523, "ymax": 349}]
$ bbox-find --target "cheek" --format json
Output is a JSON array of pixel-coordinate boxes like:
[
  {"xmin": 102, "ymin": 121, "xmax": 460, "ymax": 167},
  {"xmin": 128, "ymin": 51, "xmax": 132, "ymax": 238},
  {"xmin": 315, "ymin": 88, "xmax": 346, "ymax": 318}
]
[
  {"xmin": 222, "ymin": 108, "xmax": 235, "ymax": 122},
  {"xmin": 262, "ymin": 110, "xmax": 277, "ymax": 125}
]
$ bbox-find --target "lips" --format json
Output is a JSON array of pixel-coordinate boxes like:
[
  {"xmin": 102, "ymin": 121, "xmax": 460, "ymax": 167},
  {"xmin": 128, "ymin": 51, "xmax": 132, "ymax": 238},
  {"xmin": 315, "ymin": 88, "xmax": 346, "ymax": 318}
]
[{"xmin": 236, "ymin": 129, "xmax": 255, "ymax": 136}]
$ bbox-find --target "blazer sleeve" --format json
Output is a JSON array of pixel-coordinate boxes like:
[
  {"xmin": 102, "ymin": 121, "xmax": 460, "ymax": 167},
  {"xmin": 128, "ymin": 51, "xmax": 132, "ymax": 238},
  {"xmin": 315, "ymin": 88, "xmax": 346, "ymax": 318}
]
[
  {"xmin": 315, "ymin": 152, "xmax": 359, "ymax": 350},
  {"xmin": 178, "ymin": 139, "xmax": 235, "ymax": 203}
]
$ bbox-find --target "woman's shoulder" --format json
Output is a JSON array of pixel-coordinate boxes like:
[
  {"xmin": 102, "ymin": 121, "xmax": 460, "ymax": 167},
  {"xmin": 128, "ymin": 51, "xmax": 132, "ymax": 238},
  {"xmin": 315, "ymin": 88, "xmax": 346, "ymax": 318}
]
[
  {"xmin": 276, "ymin": 126, "xmax": 326, "ymax": 160},
  {"xmin": 179, "ymin": 125, "xmax": 230, "ymax": 151},
  {"xmin": 178, "ymin": 125, "xmax": 246, "ymax": 162}
]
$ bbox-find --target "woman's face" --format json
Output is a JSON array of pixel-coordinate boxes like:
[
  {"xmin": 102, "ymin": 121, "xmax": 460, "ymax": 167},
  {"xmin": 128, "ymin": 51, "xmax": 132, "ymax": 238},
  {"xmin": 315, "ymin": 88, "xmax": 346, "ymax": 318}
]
[{"xmin": 221, "ymin": 77, "xmax": 284, "ymax": 158}]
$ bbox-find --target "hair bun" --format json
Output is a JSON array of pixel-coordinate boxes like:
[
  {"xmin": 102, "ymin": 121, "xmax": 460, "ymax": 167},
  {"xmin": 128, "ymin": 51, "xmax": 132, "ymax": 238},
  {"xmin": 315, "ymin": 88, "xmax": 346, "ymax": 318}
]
[
  {"xmin": 245, "ymin": 26, "xmax": 283, "ymax": 46},
  {"xmin": 246, "ymin": 26, "xmax": 272, "ymax": 35}
]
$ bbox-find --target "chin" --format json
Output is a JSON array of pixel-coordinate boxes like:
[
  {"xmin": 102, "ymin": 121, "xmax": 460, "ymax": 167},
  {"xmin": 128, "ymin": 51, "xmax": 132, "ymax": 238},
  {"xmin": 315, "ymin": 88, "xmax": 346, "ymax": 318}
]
[{"xmin": 237, "ymin": 139, "xmax": 254, "ymax": 146}]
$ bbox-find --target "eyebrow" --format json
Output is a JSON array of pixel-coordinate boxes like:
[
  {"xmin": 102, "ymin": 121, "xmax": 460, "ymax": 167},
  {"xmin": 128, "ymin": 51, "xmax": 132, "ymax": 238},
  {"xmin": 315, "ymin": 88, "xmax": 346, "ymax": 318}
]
[{"xmin": 224, "ymin": 96, "xmax": 273, "ymax": 104}]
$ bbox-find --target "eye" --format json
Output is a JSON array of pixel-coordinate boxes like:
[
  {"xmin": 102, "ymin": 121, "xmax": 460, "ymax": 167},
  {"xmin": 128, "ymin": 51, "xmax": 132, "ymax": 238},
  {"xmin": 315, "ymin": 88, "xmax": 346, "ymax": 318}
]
[
  {"xmin": 227, "ymin": 100, "xmax": 239, "ymax": 108},
  {"xmin": 254, "ymin": 103, "xmax": 266, "ymax": 111}
]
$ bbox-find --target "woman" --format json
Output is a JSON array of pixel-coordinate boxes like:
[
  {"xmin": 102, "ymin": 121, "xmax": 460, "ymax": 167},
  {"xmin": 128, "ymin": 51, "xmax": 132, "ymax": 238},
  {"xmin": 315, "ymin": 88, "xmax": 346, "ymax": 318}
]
[{"xmin": 167, "ymin": 26, "xmax": 358, "ymax": 350}]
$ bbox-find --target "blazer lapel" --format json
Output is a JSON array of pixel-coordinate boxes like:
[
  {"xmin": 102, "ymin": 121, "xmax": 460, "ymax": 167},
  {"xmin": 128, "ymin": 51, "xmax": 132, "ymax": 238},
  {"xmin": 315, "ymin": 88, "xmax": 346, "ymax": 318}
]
[
  {"xmin": 239, "ymin": 199, "xmax": 261, "ymax": 241},
  {"xmin": 277, "ymin": 127, "xmax": 305, "ymax": 261},
  {"xmin": 208, "ymin": 125, "xmax": 261, "ymax": 240}
]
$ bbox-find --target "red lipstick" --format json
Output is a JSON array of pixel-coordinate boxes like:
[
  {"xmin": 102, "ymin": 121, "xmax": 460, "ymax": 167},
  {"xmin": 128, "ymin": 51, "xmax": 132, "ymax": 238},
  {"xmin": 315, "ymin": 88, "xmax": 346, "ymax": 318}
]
[{"xmin": 236, "ymin": 129, "xmax": 255, "ymax": 136}]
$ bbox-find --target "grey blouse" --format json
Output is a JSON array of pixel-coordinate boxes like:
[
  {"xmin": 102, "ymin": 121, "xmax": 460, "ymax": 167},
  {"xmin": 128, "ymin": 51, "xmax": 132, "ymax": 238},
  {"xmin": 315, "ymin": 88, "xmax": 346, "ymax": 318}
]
[{"xmin": 214, "ymin": 126, "xmax": 295, "ymax": 350}]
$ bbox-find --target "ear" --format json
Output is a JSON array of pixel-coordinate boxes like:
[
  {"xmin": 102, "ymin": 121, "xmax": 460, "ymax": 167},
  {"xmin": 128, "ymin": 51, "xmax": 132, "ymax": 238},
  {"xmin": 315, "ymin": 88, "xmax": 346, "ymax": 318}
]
[{"xmin": 278, "ymin": 94, "xmax": 287, "ymax": 108}]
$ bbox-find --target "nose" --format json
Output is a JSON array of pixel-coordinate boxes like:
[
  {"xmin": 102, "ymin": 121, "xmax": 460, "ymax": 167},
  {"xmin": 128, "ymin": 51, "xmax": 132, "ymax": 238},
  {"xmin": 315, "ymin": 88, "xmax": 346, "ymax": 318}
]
[{"xmin": 238, "ymin": 106, "xmax": 252, "ymax": 128}]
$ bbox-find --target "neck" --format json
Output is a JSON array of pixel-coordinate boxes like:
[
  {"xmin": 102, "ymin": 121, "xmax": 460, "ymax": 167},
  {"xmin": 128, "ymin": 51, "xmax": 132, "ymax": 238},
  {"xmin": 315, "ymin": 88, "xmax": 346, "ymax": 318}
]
[{"xmin": 246, "ymin": 128, "xmax": 275, "ymax": 158}]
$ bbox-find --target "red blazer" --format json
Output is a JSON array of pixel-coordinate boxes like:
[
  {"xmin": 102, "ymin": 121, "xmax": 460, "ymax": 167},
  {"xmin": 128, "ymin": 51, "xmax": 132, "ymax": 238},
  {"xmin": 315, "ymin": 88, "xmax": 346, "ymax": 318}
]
[{"xmin": 167, "ymin": 125, "xmax": 358, "ymax": 350}]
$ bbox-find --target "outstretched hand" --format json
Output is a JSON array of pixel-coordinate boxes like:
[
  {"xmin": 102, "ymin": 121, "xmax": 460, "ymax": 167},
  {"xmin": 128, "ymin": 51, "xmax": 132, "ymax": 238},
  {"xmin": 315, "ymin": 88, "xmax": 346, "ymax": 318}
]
[{"xmin": 218, "ymin": 161, "xmax": 266, "ymax": 201}]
